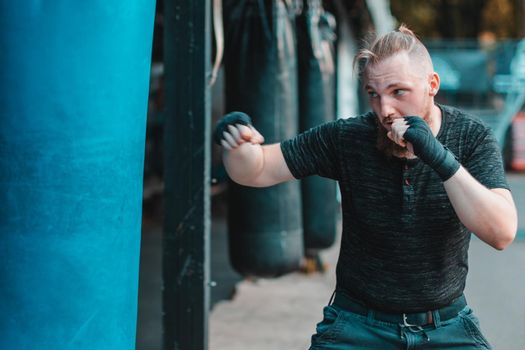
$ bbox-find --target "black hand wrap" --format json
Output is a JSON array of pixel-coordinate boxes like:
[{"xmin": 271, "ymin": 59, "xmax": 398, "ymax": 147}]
[
  {"xmin": 214, "ymin": 111, "xmax": 252, "ymax": 145},
  {"xmin": 403, "ymin": 116, "xmax": 460, "ymax": 181}
]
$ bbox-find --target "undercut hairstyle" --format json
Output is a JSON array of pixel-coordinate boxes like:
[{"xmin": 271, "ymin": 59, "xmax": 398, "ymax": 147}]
[{"xmin": 354, "ymin": 24, "xmax": 433, "ymax": 80}]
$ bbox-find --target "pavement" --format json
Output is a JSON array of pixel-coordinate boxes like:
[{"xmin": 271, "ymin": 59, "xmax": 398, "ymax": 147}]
[{"xmin": 137, "ymin": 172, "xmax": 525, "ymax": 349}]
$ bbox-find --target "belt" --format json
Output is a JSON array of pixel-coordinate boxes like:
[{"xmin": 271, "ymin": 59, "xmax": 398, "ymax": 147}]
[{"xmin": 332, "ymin": 292, "xmax": 467, "ymax": 326}]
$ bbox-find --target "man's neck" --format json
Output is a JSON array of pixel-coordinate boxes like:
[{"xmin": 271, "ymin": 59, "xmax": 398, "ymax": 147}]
[{"xmin": 427, "ymin": 103, "xmax": 442, "ymax": 137}]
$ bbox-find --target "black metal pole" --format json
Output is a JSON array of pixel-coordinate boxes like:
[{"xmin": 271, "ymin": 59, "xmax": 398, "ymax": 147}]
[{"xmin": 162, "ymin": 0, "xmax": 211, "ymax": 349}]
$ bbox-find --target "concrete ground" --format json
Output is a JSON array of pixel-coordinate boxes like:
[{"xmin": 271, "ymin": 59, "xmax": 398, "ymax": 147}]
[{"xmin": 137, "ymin": 172, "xmax": 525, "ymax": 349}]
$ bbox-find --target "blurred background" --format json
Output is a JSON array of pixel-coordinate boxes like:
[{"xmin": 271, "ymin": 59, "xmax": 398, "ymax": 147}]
[{"xmin": 136, "ymin": 0, "xmax": 525, "ymax": 349}]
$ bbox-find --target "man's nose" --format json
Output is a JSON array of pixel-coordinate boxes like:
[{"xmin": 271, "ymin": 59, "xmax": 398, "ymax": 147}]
[{"xmin": 379, "ymin": 97, "xmax": 395, "ymax": 118}]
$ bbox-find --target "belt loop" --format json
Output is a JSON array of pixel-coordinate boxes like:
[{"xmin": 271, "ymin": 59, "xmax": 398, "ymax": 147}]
[
  {"xmin": 366, "ymin": 310, "xmax": 375, "ymax": 325},
  {"xmin": 432, "ymin": 309, "xmax": 441, "ymax": 328}
]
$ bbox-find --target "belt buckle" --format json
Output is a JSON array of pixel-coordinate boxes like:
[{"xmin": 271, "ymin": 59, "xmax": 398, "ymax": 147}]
[
  {"xmin": 402, "ymin": 313, "xmax": 417, "ymax": 327},
  {"xmin": 402, "ymin": 311, "xmax": 433, "ymax": 327}
]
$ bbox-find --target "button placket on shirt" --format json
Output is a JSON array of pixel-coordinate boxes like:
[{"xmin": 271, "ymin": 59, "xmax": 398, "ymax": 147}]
[{"xmin": 402, "ymin": 163, "xmax": 415, "ymax": 216}]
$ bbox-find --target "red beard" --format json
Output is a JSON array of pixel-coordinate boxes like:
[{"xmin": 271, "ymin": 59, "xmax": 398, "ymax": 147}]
[
  {"xmin": 375, "ymin": 119, "xmax": 408, "ymax": 159},
  {"xmin": 375, "ymin": 115, "xmax": 433, "ymax": 159}
]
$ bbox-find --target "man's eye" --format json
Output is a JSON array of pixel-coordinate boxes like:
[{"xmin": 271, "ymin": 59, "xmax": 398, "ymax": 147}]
[
  {"xmin": 367, "ymin": 91, "xmax": 378, "ymax": 98},
  {"xmin": 394, "ymin": 89, "xmax": 406, "ymax": 96}
]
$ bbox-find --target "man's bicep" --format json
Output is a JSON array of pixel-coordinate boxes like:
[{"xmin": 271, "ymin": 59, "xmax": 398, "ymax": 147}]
[
  {"xmin": 251, "ymin": 143, "xmax": 295, "ymax": 187},
  {"xmin": 279, "ymin": 121, "xmax": 341, "ymax": 180},
  {"xmin": 464, "ymin": 129, "xmax": 509, "ymax": 190}
]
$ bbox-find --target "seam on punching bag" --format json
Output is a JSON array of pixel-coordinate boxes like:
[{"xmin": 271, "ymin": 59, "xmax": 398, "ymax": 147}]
[
  {"xmin": 274, "ymin": 0, "xmax": 283, "ymax": 231},
  {"xmin": 257, "ymin": 0, "xmax": 273, "ymax": 42}
]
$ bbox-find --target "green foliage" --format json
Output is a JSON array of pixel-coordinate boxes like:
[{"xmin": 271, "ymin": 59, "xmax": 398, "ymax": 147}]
[{"xmin": 390, "ymin": 0, "xmax": 523, "ymax": 39}]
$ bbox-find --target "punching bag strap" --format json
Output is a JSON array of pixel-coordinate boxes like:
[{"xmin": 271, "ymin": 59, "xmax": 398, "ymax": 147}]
[{"xmin": 209, "ymin": 0, "xmax": 224, "ymax": 86}]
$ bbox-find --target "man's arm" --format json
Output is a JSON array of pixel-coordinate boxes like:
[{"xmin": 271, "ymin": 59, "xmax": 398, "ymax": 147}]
[
  {"xmin": 216, "ymin": 113, "xmax": 295, "ymax": 187},
  {"xmin": 444, "ymin": 168, "xmax": 517, "ymax": 250},
  {"xmin": 392, "ymin": 116, "xmax": 518, "ymax": 250}
]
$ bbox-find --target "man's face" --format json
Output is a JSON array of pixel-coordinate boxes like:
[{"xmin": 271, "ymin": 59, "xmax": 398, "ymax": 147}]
[{"xmin": 363, "ymin": 51, "xmax": 439, "ymax": 156}]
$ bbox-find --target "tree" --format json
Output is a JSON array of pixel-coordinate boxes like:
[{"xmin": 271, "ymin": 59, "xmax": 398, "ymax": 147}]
[{"xmin": 391, "ymin": 0, "xmax": 522, "ymax": 39}]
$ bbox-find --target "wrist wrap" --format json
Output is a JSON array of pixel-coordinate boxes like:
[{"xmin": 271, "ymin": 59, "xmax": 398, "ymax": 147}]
[
  {"xmin": 403, "ymin": 116, "xmax": 460, "ymax": 181},
  {"xmin": 214, "ymin": 111, "xmax": 252, "ymax": 145}
]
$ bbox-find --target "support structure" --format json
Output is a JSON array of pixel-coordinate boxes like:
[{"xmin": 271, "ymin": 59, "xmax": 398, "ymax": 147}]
[{"xmin": 163, "ymin": 1, "xmax": 211, "ymax": 349}]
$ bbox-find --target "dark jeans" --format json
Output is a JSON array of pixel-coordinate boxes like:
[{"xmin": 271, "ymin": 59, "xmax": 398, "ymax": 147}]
[{"xmin": 309, "ymin": 303, "xmax": 492, "ymax": 349}]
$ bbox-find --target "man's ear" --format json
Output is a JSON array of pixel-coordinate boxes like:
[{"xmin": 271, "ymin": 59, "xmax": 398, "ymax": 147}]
[{"xmin": 429, "ymin": 72, "xmax": 440, "ymax": 97}]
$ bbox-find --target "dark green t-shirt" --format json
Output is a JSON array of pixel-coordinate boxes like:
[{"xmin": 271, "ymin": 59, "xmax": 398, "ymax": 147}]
[{"xmin": 281, "ymin": 105, "xmax": 509, "ymax": 312}]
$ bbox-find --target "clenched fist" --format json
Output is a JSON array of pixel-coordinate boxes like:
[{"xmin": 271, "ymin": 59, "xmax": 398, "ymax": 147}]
[{"xmin": 214, "ymin": 112, "xmax": 264, "ymax": 150}]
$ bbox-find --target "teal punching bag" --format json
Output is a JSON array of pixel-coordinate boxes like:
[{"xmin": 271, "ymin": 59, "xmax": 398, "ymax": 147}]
[
  {"xmin": 223, "ymin": 0, "xmax": 304, "ymax": 276},
  {"xmin": 0, "ymin": 2, "xmax": 155, "ymax": 349},
  {"xmin": 296, "ymin": 0, "xmax": 338, "ymax": 251}
]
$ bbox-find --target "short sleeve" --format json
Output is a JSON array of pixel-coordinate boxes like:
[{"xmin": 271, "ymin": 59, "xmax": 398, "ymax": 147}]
[
  {"xmin": 463, "ymin": 127, "xmax": 510, "ymax": 190},
  {"xmin": 280, "ymin": 120, "xmax": 340, "ymax": 180}
]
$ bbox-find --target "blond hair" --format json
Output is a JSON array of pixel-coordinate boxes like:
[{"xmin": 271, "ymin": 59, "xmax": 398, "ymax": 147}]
[{"xmin": 354, "ymin": 24, "xmax": 432, "ymax": 80}]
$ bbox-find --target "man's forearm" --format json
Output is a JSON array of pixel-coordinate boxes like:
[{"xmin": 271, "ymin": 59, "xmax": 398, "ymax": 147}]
[{"xmin": 444, "ymin": 166, "xmax": 517, "ymax": 250}]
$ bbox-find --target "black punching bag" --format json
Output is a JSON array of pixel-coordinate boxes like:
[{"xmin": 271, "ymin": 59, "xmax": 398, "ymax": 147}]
[
  {"xmin": 223, "ymin": 0, "xmax": 303, "ymax": 276},
  {"xmin": 296, "ymin": 0, "xmax": 338, "ymax": 251}
]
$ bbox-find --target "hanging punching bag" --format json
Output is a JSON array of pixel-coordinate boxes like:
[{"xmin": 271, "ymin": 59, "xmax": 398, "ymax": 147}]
[
  {"xmin": 296, "ymin": 0, "xmax": 338, "ymax": 251},
  {"xmin": 223, "ymin": 0, "xmax": 303, "ymax": 277},
  {"xmin": 0, "ymin": 2, "xmax": 155, "ymax": 349}
]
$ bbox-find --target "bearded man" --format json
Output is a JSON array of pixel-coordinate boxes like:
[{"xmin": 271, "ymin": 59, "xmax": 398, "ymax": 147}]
[{"xmin": 215, "ymin": 25, "xmax": 517, "ymax": 349}]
